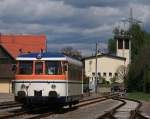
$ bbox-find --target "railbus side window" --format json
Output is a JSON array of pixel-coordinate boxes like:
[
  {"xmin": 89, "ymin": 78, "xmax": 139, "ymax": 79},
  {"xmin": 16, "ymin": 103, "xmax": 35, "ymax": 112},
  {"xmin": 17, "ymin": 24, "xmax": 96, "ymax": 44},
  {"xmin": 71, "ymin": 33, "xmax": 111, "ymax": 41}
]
[
  {"xmin": 35, "ymin": 62, "xmax": 43, "ymax": 74},
  {"xmin": 45, "ymin": 61, "xmax": 62, "ymax": 75},
  {"xmin": 18, "ymin": 61, "xmax": 33, "ymax": 75},
  {"xmin": 68, "ymin": 64, "xmax": 82, "ymax": 80}
]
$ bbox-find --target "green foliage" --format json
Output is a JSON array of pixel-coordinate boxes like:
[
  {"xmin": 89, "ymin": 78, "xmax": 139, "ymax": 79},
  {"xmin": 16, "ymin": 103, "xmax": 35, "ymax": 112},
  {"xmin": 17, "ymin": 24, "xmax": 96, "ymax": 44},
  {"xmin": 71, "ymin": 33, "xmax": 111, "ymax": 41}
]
[
  {"xmin": 127, "ymin": 92, "xmax": 150, "ymax": 101},
  {"xmin": 129, "ymin": 23, "xmax": 145, "ymax": 60},
  {"xmin": 108, "ymin": 38, "xmax": 116, "ymax": 54},
  {"xmin": 108, "ymin": 23, "xmax": 150, "ymax": 92},
  {"xmin": 110, "ymin": 77, "xmax": 117, "ymax": 84},
  {"xmin": 127, "ymin": 23, "xmax": 150, "ymax": 92}
]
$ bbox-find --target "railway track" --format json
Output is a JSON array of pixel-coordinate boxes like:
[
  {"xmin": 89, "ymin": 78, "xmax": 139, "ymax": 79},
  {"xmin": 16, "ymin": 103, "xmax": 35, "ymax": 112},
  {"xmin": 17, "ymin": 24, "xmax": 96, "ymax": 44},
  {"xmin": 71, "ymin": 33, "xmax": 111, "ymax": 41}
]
[
  {"xmin": 97, "ymin": 97, "xmax": 149, "ymax": 119},
  {"xmin": 0, "ymin": 103, "xmax": 22, "ymax": 109},
  {"xmin": 1, "ymin": 94, "xmax": 148, "ymax": 119},
  {"xmin": 19, "ymin": 96, "xmax": 110, "ymax": 119},
  {"xmin": 27, "ymin": 94, "xmax": 120, "ymax": 119},
  {"xmin": 0, "ymin": 94, "xmax": 118, "ymax": 119}
]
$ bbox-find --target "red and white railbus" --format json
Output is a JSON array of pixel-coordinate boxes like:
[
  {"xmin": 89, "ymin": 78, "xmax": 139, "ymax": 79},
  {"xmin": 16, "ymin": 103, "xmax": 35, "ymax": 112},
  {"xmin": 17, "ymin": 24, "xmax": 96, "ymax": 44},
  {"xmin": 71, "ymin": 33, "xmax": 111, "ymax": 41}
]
[{"xmin": 13, "ymin": 53, "xmax": 83, "ymax": 106}]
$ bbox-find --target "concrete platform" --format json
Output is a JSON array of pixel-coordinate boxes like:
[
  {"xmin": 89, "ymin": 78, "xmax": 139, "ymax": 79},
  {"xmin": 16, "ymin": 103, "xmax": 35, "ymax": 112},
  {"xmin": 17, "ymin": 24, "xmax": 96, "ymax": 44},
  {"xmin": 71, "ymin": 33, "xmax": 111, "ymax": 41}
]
[{"xmin": 0, "ymin": 93, "xmax": 14, "ymax": 103}]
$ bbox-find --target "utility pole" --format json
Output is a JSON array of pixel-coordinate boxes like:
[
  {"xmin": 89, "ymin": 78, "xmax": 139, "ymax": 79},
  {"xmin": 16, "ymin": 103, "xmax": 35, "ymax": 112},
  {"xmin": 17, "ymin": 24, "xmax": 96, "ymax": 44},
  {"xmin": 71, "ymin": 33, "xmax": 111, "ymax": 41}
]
[{"xmin": 95, "ymin": 42, "xmax": 98, "ymax": 93}]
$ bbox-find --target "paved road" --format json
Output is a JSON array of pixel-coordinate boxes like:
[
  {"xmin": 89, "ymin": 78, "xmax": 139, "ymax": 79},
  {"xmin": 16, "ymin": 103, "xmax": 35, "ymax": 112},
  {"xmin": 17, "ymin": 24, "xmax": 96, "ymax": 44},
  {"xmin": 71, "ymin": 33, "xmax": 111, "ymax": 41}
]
[
  {"xmin": 44, "ymin": 99, "xmax": 122, "ymax": 119},
  {"xmin": 140, "ymin": 101, "xmax": 150, "ymax": 118}
]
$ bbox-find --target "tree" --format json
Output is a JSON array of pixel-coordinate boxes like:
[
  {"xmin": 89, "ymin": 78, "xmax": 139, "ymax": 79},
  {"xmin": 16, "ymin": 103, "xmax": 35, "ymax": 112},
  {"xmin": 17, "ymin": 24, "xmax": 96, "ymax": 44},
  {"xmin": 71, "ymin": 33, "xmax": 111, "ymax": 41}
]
[
  {"xmin": 127, "ymin": 44, "xmax": 150, "ymax": 92},
  {"xmin": 129, "ymin": 23, "xmax": 145, "ymax": 60},
  {"xmin": 124, "ymin": 23, "xmax": 150, "ymax": 92},
  {"xmin": 108, "ymin": 38, "xmax": 116, "ymax": 54},
  {"xmin": 109, "ymin": 23, "xmax": 150, "ymax": 92},
  {"xmin": 116, "ymin": 65, "xmax": 128, "ymax": 82},
  {"xmin": 110, "ymin": 76, "xmax": 117, "ymax": 84},
  {"xmin": 61, "ymin": 47, "xmax": 82, "ymax": 60},
  {"xmin": 110, "ymin": 65, "xmax": 128, "ymax": 84}
]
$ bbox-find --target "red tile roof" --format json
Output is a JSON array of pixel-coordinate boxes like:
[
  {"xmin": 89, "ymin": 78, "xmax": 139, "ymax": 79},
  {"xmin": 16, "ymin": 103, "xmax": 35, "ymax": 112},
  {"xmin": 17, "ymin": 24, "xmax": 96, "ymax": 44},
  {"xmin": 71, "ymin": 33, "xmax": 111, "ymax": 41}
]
[{"xmin": 0, "ymin": 34, "xmax": 46, "ymax": 58}]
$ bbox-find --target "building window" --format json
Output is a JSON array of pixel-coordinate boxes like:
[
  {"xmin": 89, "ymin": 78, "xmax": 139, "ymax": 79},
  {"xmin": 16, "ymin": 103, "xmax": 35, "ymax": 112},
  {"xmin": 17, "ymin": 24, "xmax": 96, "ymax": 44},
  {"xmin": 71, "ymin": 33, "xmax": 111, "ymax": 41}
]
[
  {"xmin": 98, "ymin": 72, "xmax": 101, "ymax": 76},
  {"xmin": 115, "ymin": 73, "xmax": 118, "ymax": 77},
  {"xmin": 103, "ymin": 72, "xmax": 106, "ymax": 77},
  {"xmin": 118, "ymin": 39, "xmax": 123, "ymax": 49},
  {"xmin": 109, "ymin": 72, "xmax": 112, "ymax": 77},
  {"xmin": 125, "ymin": 39, "xmax": 129, "ymax": 49},
  {"xmin": 92, "ymin": 72, "xmax": 95, "ymax": 76}
]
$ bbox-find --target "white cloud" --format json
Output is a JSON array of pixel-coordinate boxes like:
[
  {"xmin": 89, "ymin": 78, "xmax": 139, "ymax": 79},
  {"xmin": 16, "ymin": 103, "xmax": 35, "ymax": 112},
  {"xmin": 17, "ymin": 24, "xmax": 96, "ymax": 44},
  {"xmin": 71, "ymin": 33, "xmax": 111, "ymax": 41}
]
[
  {"xmin": 0, "ymin": 0, "xmax": 75, "ymax": 21},
  {"xmin": 0, "ymin": 0, "xmax": 150, "ymax": 56},
  {"xmin": 82, "ymin": 24, "xmax": 113, "ymax": 35},
  {"xmin": 47, "ymin": 42, "xmax": 107, "ymax": 56},
  {"xmin": 128, "ymin": 3, "xmax": 150, "ymax": 24},
  {"xmin": 88, "ymin": 6, "xmax": 121, "ymax": 17}
]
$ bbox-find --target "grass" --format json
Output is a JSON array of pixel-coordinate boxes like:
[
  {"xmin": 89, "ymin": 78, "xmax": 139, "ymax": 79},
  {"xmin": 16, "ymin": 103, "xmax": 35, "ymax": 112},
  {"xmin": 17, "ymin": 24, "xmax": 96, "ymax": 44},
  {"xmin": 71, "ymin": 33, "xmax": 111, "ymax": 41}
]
[{"xmin": 127, "ymin": 92, "xmax": 150, "ymax": 101}]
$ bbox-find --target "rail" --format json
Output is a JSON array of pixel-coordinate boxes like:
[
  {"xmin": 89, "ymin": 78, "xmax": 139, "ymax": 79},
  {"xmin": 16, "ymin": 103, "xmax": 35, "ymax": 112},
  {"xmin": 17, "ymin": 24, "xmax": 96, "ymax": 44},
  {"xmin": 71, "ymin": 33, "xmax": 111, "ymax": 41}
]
[
  {"xmin": 97, "ymin": 96, "xmax": 149, "ymax": 119},
  {"xmin": 1, "ymin": 94, "xmax": 148, "ymax": 119}
]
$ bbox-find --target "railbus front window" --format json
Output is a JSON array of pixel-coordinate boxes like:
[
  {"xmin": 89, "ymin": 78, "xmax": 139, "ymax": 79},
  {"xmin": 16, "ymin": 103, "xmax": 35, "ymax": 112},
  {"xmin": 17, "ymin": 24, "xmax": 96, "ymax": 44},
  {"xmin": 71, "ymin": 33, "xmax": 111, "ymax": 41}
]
[
  {"xmin": 35, "ymin": 62, "xmax": 43, "ymax": 74},
  {"xmin": 18, "ymin": 61, "xmax": 33, "ymax": 75},
  {"xmin": 45, "ymin": 61, "xmax": 62, "ymax": 75}
]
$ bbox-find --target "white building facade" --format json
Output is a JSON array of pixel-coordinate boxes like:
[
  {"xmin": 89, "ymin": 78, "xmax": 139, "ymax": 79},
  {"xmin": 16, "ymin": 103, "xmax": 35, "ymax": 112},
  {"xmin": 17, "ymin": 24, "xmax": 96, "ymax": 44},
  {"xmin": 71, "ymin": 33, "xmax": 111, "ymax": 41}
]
[{"xmin": 84, "ymin": 54, "xmax": 126, "ymax": 92}]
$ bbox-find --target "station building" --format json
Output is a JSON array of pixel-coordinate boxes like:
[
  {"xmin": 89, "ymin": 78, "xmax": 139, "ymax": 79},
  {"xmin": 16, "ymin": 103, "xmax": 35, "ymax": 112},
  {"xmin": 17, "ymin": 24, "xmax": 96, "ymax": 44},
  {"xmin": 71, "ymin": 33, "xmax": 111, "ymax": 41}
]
[
  {"xmin": 83, "ymin": 32, "xmax": 131, "ymax": 92},
  {"xmin": 0, "ymin": 34, "xmax": 46, "ymax": 93}
]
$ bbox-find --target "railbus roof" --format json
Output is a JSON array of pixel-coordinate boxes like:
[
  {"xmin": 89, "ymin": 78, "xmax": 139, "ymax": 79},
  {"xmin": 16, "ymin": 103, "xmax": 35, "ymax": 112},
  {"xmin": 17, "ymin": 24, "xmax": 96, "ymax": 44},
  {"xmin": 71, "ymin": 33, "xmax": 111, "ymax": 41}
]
[{"xmin": 16, "ymin": 53, "xmax": 82, "ymax": 66}]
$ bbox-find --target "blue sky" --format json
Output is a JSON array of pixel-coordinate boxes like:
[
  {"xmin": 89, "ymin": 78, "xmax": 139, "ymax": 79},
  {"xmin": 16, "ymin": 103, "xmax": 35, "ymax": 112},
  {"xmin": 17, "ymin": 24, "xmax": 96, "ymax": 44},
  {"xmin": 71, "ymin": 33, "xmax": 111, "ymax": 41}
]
[{"xmin": 0, "ymin": 0, "xmax": 150, "ymax": 56}]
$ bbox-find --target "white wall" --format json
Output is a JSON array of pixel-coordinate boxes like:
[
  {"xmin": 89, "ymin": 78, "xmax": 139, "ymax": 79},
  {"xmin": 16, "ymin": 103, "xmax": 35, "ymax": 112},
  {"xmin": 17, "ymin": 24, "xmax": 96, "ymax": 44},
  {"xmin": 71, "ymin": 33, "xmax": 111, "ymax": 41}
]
[
  {"xmin": 116, "ymin": 39, "xmax": 131, "ymax": 66},
  {"xmin": 85, "ymin": 56, "xmax": 125, "ymax": 82}
]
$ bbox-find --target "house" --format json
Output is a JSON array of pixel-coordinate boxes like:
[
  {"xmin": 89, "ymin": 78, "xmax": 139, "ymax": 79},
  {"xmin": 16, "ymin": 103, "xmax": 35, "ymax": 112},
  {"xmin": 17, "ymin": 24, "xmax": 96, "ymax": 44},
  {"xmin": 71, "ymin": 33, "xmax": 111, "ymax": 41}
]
[{"xmin": 0, "ymin": 34, "xmax": 46, "ymax": 93}]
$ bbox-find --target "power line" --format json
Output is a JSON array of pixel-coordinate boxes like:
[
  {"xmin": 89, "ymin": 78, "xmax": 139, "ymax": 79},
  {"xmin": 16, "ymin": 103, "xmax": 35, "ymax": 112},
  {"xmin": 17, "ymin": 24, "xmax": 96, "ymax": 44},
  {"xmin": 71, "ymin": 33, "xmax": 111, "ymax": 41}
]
[{"xmin": 121, "ymin": 8, "xmax": 142, "ymax": 29}]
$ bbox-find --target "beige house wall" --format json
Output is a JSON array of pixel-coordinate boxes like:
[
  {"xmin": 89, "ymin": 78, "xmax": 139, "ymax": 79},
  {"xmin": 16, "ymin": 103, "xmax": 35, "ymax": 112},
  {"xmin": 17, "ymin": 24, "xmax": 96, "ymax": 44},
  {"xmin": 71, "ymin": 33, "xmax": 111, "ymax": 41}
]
[
  {"xmin": 117, "ymin": 49, "xmax": 130, "ymax": 66},
  {"xmin": 0, "ymin": 79, "xmax": 12, "ymax": 93},
  {"xmin": 85, "ymin": 56, "xmax": 125, "ymax": 82}
]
